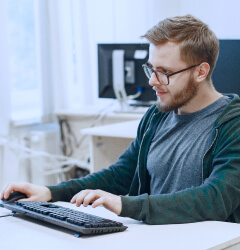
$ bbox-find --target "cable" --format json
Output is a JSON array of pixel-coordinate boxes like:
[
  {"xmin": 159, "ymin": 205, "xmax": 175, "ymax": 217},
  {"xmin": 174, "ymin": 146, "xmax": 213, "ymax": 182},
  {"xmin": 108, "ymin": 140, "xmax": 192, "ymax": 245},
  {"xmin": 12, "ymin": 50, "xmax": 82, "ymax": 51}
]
[
  {"xmin": 59, "ymin": 118, "xmax": 75, "ymax": 156},
  {"xmin": 0, "ymin": 135, "xmax": 90, "ymax": 171},
  {"xmin": 0, "ymin": 210, "xmax": 23, "ymax": 218},
  {"xmin": 0, "ymin": 135, "xmax": 90, "ymax": 185},
  {"xmin": 59, "ymin": 100, "xmax": 115, "ymax": 157},
  {"xmin": 127, "ymin": 87, "xmax": 143, "ymax": 100},
  {"xmin": 0, "ymin": 214, "xmax": 13, "ymax": 218}
]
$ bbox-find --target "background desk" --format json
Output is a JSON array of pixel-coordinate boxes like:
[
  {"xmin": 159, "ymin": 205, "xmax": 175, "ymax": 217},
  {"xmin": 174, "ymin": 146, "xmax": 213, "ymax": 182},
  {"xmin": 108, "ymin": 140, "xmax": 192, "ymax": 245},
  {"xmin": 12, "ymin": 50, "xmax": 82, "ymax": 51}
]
[
  {"xmin": 55, "ymin": 107, "xmax": 143, "ymax": 174},
  {"xmin": 1, "ymin": 202, "xmax": 240, "ymax": 250},
  {"xmin": 81, "ymin": 120, "xmax": 140, "ymax": 172}
]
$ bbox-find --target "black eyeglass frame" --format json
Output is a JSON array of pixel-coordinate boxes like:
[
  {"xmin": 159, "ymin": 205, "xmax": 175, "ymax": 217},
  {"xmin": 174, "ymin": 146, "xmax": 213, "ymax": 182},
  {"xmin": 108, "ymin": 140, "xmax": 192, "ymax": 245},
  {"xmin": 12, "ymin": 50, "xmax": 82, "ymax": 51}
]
[{"xmin": 142, "ymin": 63, "xmax": 201, "ymax": 85}]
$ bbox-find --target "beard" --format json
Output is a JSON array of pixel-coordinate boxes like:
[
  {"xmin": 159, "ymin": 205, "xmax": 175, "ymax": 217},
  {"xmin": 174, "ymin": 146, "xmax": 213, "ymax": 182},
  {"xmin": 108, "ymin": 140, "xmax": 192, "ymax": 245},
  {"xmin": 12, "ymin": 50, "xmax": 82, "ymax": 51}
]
[{"xmin": 156, "ymin": 74, "xmax": 198, "ymax": 113}]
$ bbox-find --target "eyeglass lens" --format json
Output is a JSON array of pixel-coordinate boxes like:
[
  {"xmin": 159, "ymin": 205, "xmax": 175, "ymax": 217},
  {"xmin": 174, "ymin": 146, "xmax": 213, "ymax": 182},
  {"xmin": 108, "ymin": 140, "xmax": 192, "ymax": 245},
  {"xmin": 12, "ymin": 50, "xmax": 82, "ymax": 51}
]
[{"xmin": 143, "ymin": 65, "xmax": 168, "ymax": 85}]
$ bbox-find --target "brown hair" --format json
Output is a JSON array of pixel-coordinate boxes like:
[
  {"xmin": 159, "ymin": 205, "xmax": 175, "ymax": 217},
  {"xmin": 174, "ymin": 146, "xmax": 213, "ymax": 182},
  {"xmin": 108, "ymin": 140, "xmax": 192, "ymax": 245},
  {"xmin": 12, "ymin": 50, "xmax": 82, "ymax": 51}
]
[{"xmin": 142, "ymin": 14, "xmax": 219, "ymax": 80}]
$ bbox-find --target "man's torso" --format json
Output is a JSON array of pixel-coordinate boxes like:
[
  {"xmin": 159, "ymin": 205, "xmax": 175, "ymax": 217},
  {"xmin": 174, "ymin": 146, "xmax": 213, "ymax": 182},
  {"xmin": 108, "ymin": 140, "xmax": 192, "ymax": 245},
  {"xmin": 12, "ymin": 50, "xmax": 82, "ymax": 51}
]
[{"xmin": 147, "ymin": 96, "xmax": 231, "ymax": 195}]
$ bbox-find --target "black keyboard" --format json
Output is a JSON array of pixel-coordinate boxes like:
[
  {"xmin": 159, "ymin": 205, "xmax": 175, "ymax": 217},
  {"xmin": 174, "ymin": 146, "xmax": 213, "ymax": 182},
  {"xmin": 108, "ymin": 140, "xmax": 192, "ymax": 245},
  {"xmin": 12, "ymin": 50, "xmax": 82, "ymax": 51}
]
[{"xmin": 3, "ymin": 201, "xmax": 127, "ymax": 236}]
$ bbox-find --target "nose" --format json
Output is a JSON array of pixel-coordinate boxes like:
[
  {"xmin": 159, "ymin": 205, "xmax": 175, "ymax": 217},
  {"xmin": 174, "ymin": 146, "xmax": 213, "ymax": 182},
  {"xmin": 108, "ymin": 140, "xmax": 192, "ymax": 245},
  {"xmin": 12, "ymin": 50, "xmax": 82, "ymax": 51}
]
[{"xmin": 148, "ymin": 72, "xmax": 161, "ymax": 87}]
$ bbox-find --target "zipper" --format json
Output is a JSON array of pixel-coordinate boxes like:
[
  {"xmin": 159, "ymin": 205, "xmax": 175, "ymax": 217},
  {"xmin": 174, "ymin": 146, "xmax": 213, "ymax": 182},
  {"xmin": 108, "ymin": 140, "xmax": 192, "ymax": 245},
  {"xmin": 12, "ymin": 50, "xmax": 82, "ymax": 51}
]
[
  {"xmin": 137, "ymin": 113, "xmax": 156, "ymax": 195},
  {"xmin": 201, "ymin": 128, "xmax": 218, "ymax": 184}
]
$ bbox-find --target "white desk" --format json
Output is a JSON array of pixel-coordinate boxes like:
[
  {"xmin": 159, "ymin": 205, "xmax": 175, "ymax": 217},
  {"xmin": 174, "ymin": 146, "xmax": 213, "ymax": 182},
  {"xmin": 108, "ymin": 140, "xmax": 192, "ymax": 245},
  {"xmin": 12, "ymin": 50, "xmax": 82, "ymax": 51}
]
[
  {"xmin": 81, "ymin": 120, "xmax": 140, "ymax": 172},
  {"xmin": 1, "ymin": 202, "xmax": 240, "ymax": 250},
  {"xmin": 55, "ymin": 107, "xmax": 144, "ymax": 174}
]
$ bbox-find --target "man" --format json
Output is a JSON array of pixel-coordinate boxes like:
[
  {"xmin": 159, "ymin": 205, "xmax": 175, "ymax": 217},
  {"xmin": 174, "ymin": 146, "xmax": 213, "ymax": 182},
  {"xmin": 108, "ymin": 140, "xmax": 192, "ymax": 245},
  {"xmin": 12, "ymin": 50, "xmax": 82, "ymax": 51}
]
[{"xmin": 2, "ymin": 14, "xmax": 240, "ymax": 224}]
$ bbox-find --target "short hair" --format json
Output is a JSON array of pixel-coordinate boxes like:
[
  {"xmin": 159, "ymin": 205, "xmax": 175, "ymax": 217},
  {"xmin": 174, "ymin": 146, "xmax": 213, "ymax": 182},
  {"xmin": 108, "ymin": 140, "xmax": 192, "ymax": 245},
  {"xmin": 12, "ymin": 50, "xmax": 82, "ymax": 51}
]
[{"xmin": 141, "ymin": 14, "xmax": 219, "ymax": 80}]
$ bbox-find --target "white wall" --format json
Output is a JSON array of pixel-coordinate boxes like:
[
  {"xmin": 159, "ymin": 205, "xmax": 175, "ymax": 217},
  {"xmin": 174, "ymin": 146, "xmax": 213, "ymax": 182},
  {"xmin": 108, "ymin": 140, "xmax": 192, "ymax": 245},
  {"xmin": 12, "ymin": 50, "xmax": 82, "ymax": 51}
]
[{"xmin": 179, "ymin": 0, "xmax": 240, "ymax": 39}]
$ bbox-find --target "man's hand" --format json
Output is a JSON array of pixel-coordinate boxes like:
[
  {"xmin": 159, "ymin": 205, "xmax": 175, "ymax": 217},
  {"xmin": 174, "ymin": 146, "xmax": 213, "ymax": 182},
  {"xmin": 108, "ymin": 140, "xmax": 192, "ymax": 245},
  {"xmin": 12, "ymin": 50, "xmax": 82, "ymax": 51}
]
[
  {"xmin": 0, "ymin": 182, "xmax": 52, "ymax": 202},
  {"xmin": 70, "ymin": 189, "xmax": 122, "ymax": 215}
]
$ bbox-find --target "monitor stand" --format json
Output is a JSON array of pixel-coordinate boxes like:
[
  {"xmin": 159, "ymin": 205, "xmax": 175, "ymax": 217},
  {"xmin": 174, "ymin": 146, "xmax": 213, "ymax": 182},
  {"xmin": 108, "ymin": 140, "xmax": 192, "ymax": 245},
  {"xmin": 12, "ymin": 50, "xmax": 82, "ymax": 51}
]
[
  {"xmin": 112, "ymin": 49, "xmax": 131, "ymax": 112},
  {"xmin": 112, "ymin": 49, "xmax": 155, "ymax": 114}
]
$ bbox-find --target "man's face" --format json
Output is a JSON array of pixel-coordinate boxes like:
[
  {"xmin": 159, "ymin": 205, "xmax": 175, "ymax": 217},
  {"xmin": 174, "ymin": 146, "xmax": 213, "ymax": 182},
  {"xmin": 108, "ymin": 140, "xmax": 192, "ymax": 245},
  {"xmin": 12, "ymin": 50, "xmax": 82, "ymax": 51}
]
[{"xmin": 148, "ymin": 42, "xmax": 199, "ymax": 113}]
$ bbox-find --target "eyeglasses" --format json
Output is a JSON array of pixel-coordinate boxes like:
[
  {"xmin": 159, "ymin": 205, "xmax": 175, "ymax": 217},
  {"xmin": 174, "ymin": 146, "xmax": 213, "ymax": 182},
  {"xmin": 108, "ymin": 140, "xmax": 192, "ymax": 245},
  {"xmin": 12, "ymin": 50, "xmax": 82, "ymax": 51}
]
[{"xmin": 142, "ymin": 63, "xmax": 200, "ymax": 85}]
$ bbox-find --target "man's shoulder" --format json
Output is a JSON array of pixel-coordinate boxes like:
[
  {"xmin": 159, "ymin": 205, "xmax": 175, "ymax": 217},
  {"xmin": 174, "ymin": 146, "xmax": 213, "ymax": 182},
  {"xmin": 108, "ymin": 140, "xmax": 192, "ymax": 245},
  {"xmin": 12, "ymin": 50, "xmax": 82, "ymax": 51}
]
[{"xmin": 215, "ymin": 94, "xmax": 240, "ymax": 128}]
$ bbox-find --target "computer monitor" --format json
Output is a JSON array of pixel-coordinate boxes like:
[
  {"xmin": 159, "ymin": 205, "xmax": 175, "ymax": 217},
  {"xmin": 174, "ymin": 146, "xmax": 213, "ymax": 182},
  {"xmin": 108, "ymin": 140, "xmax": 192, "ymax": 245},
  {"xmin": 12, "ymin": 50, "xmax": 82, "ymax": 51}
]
[
  {"xmin": 98, "ymin": 43, "xmax": 155, "ymax": 111},
  {"xmin": 212, "ymin": 39, "xmax": 240, "ymax": 95},
  {"xmin": 98, "ymin": 40, "xmax": 240, "ymax": 112}
]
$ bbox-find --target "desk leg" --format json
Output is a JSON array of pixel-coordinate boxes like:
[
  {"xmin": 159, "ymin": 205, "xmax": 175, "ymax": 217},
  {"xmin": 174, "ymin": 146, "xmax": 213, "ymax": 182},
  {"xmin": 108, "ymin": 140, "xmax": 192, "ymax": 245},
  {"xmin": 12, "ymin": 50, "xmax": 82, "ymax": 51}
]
[{"xmin": 88, "ymin": 136, "xmax": 133, "ymax": 173}]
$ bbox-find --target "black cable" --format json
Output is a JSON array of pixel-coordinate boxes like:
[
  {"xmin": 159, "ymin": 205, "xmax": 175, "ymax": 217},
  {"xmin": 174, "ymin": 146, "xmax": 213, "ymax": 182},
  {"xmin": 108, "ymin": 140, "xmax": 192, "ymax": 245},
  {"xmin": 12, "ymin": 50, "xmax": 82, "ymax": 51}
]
[
  {"xmin": 0, "ymin": 214, "xmax": 13, "ymax": 218},
  {"xmin": 59, "ymin": 118, "xmax": 74, "ymax": 156},
  {"xmin": 59, "ymin": 118, "xmax": 67, "ymax": 154},
  {"xmin": 0, "ymin": 211, "xmax": 21, "ymax": 218},
  {"xmin": 58, "ymin": 101, "xmax": 115, "ymax": 157}
]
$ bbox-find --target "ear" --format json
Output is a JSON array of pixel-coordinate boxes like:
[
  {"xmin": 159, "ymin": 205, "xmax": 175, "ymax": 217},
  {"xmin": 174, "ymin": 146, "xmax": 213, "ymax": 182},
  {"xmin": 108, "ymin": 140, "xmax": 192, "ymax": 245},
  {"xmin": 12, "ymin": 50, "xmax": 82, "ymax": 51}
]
[{"xmin": 195, "ymin": 62, "xmax": 210, "ymax": 82}]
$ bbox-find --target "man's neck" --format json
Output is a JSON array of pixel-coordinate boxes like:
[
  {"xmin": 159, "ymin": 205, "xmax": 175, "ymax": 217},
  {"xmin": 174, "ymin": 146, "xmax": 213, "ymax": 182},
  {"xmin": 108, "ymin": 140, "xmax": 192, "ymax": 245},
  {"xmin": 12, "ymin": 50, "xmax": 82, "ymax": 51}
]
[{"xmin": 177, "ymin": 83, "xmax": 223, "ymax": 115}]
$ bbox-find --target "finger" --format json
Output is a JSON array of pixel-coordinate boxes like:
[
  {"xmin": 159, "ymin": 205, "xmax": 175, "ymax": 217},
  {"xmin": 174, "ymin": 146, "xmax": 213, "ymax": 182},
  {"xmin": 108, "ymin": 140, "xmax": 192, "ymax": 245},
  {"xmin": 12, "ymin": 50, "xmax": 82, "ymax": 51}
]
[
  {"xmin": 70, "ymin": 191, "xmax": 84, "ymax": 204},
  {"xmin": 83, "ymin": 192, "xmax": 99, "ymax": 207},
  {"xmin": 19, "ymin": 196, "xmax": 36, "ymax": 202},
  {"xmin": 92, "ymin": 197, "xmax": 105, "ymax": 208},
  {"xmin": 70, "ymin": 193, "xmax": 78, "ymax": 204},
  {"xmin": 0, "ymin": 183, "xmax": 11, "ymax": 199},
  {"xmin": 2, "ymin": 183, "xmax": 15, "ymax": 199},
  {"xmin": 74, "ymin": 190, "xmax": 91, "ymax": 207},
  {"xmin": 18, "ymin": 198, "xmax": 30, "ymax": 202},
  {"xmin": 4, "ymin": 183, "xmax": 28, "ymax": 199},
  {"xmin": 92, "ymin": 194, "xmax": 122, "ymax": 215},
  {"xmin": 70, "ymin": 190, "xmax": 89, "ymax": 203}
]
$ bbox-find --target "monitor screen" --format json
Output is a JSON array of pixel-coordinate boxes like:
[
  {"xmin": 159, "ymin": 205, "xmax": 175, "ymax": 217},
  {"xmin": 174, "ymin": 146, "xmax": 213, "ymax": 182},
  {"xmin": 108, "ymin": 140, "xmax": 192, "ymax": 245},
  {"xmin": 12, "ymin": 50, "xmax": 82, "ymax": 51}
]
[
  {"xmin": 212, "ymin": 39, "xmax": 240, "ymax": 95},
  {"xmin": 98, "ymin": 43, "xmax": 156, "ymax": 107}
]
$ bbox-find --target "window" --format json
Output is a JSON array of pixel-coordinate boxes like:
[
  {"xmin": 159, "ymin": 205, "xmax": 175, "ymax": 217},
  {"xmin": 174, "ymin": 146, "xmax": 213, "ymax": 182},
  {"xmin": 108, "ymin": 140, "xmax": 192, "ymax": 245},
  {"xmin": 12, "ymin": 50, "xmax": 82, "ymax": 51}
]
[
  {"xmin": 7, "ymin": 0, "xmax": 42, "ymax": 122},
  {"xmin": 4, "ymin": 0, "xmax": 166, "ymax": 125}
]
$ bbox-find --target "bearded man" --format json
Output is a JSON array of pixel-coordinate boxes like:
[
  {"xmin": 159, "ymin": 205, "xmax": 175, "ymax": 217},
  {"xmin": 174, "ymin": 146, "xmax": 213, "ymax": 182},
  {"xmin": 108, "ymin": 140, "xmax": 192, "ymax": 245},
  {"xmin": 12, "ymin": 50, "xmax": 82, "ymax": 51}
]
[{"xmin": 2, "ymin": 15, "xmax": 240, "ymax": 225}]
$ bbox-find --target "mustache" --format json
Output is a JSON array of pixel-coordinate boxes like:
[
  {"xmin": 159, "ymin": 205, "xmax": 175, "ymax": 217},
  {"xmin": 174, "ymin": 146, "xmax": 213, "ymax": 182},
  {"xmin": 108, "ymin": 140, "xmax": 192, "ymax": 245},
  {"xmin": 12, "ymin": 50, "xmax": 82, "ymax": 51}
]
[{"xmin": 152, "ymin": 86, "xmax": 168, "ymax": 92}]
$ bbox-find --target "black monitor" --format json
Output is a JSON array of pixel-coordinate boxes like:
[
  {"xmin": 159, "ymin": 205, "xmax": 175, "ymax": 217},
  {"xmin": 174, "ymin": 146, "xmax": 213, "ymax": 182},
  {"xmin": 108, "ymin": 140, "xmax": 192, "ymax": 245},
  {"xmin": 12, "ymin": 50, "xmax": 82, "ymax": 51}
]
[
  {"xmin": 212, "ymin": 39, "xmax": 240, "ymax": 95},
  {"xmin": 98, "ymin": 43, "xmax": 155, "ymax": 111}
]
